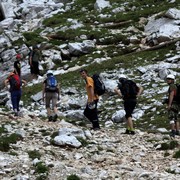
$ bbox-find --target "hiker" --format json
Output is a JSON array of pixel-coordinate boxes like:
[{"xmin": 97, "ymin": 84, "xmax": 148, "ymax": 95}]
[
  {"xmin": 14, "ymin": 54, "xmax": 22, "ymax": 76},
  {"xmin": 80, "ymin": 69, "xmax": 100, "ymax": 130},
  {"xmin": 4, "ymin": 72, "xmax": 27, "ymax": 117},
  {"xmin": 114, "ymin": 75, "xmax": 143, "ymax": 134},
  {"xmin": 42, "ymin": 70, "xmax": 60, "ymax": 122},
  {"xmin": 166, "ymin": 74, "xmax": 179, "ymax": 137},
  {"xmin": 29, "ymin": 45, "xmax": 41, "ymax": 79}
]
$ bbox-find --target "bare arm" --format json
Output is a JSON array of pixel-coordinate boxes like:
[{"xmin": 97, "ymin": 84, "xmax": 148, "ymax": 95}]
[
  {"xmin": 4, "ymin": 79, "xmax": 9, "ymax": 87},
  {"xmin": 42, "ymin": 83, "xmax": 46, "ymax": 102},
  {"xmin": 114, "ymin": 87, "xmax": 122, "ymax": 97},
  {"xmin": 137, "ymin": 86, "xmax": 143, "ymax": 97},
  {"xmin": 88, "ymin": 86, "xmax": 95, "ymax": 102},
  {"xmin": 168, "ymin": 90, "xmax": 175, "ymax": 110}
]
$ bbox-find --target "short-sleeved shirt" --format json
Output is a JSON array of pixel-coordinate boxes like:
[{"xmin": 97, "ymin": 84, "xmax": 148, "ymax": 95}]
[
  {"xmin": 168, "ymin": 84, "xmax": 177, "ymax": 101},
  {"xmin": 14, "ymin": 61, "xmax": 21, "ymax": 76},
  {"xmin": 85, "ymin": 77, "xmax": 98, "ymax": 102}
]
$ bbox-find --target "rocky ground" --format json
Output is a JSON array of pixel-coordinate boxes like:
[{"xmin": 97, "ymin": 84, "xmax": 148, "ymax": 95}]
[{"xmin": 0, "ymin": 113, "xmax": 179, "ymax": 180}]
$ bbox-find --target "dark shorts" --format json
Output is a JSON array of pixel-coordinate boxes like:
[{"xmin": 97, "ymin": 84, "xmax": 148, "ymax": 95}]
[
  {"xmin": 45, "ymin": 92, "xmax": 58, "ymax": 108},
  {"xmin": 124, "ymin": 98, "xmax": 137, "ymax": 119}
]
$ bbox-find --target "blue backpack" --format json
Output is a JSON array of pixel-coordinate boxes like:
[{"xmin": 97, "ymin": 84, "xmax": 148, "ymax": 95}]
[{"xmin": 46, "ymin": 75, "xmax": 58, "ymax": 92}]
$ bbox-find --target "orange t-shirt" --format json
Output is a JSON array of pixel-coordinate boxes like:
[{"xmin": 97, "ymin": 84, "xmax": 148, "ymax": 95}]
[{"xmin": 86, "ymin": 77, "xmax": 98, "ymax": 102}]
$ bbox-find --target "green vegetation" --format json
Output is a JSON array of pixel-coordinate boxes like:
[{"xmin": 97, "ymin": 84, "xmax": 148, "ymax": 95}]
[
  {"xmin": 173, "ymin": 150, "xmax": 180, "ymax": 159},
  {"xmin": 67, "ymin": 174, "xmax": 81, "ymax": 180},
  {"xmin": 76, "ymin": 137, "xmax": 88, "ymax": 147},
  {"xmin": 28, "ymin": 150, "xmax": 41, "ymax": 160},
  {"xmin": 155, "ymin": 140, "xmax": 179, "ymax": 151},
  {"xmin": 0, "ymin": 133, "xmax": 23, "ymax": 152}
]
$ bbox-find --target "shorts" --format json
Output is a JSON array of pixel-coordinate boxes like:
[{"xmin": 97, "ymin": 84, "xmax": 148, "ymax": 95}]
[
  {"xmin": 168, "ymin": 103, "xmax": 180, "ymax": 121},
  {"xmin": 124, "ymin": 98, "xmax": 137, "ymax": 119},
  {"xmin": 45, "ymin": 92, "xmax": 58, "ymax": 108}
]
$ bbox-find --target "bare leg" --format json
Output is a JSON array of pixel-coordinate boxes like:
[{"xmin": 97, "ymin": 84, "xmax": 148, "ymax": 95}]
[{"xmin": 127, "ymin": 116, "xmax": 134, "ymax": 130}]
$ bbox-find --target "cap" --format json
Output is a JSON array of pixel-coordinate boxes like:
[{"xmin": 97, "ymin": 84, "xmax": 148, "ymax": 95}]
[
  {"xmin": 166, "ymin": 74, "xmax": 175, "ymax": 80},
  {"xmin": 119, "ymin": 74, "xmax": 127, "ymax": 79},
  {"xmin": 33, "ymin": 45, "xmax": 38, "ymax": 49},
  {"xmin": 46, "ymin": 70, "xmax": 53, "ymax": 75},
  {"xmin": 16, "ymin": 54, "xmax": 21, "ymax": 59}
]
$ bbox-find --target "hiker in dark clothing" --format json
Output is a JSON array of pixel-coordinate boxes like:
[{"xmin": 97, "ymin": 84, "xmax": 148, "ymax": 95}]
[
  {"xmin": 80, "ymin": 69, "xmax": 100, "ymax": 130},
  {"xmin": 29, "ymin": 45, "xmax": 41, "ymax": 79},
  {"xmin": 114, "ymin": 75, "xmax": 143, "ymax": 135},
  {"xmin": 166, "ymin": 74, "xmax": 179, "ymax": 137},
  {"xmin": 14, "ymin": 54, "xmax": 22, "ymax": 76}
]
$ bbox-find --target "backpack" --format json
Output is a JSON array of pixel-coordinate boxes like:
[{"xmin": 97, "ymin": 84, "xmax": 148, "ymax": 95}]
[
  {"xmin": 92, "ymin": 74, "xmax": 105, "ymax": 96},
  {"xmin": 175, "ymin": 84, "xmax": 180, "ymax": 104},
  {"xmin": 46, "ymin": 75, "xmax": 58, "ymax": 92},
  {"xmin": 10, "ymin": 74, "xmax": 21, "ymax": 91},
  {"xmin": 120, "ymin": 80, "xmax": 139, "ymax": 98}
]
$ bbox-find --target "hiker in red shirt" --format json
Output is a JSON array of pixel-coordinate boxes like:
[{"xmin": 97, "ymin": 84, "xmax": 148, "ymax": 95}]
[{"xmin": 4, "ymin": 72, "xmax": 26, "ymax": 117}]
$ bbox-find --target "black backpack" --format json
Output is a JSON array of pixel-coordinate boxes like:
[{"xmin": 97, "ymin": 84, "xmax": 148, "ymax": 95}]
[
  {"xmin": 175, "ymin": 84, "xmax": 180, "ymax": 104},
  {"xmin": 120, "ymin": 80, "xmax": 139, "ymax": 99},
  {"xmin": 92, "ymin": 74, "xmax": 105, "ymax": 96}
]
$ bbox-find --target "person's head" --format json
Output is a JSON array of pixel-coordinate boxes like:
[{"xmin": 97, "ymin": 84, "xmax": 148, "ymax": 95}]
[
  {"xmin": 166, "ymin": 74, "xmax": 175, "ymax": 84},
  {"xmin": 8, "ymin": 72, "xmax": 15, "ymax": 78},
  {"xmin": 46, "ymin": 70, "xmax": 53, "ymax": 77},
  {"xmin": 16, "ymin": 54, "xmax": 21, "ymax": 60},
  {"xmin": 79, "ymin": 69, "xmax": 88, "ymax": 79},
  {"xmin": 33, "ymin": 45, "xmax": 38, "ymax": 50},
  {"xmin": 118, "ymin": 74, "xmax": 127, "ymax": 84}
]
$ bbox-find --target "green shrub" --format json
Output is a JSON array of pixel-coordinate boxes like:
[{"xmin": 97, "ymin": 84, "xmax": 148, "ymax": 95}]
[
  {"xmin": 35, "ymin": 162, "xmax": 49, "ymax": 174},
  {"xmin": 173, "ymin": 150, "xmax": 180, "ymax": 159},
  {"xmin": 67, "ymin": 174, "xmax": 81, "ymax": 180},
  {"xmin": 28, "ymin": 150, "xmax": 41, "ymax": 160}
]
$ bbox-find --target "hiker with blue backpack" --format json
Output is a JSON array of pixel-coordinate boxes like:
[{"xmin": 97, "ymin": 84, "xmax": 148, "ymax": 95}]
[
  {"xmin": 4, "ymin": 72, "xmax": 27, "ymax": 117},
  {"xmin": 42, "ymin": 70, "xmax": 60, "ymax": 122},
  {"xmin": 166, "ymin": 74, "xmax": 179, "ymax": 137},
  {"xmin": 80, "ymin": 69, "xmax": 104, "ymax": 130},
  {"xmin": 114, "ymin": 75, "xmax": 143, "ymax": 135}
]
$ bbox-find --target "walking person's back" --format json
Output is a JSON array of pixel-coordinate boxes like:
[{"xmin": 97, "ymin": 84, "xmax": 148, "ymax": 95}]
[
  {"xmin": 4, "ymin": 72, "xmax": 26, "ymax": 117},
  {"xmin": 42, "ymin": 70, "xmax": 60, "ymax": 122},
  {"xmin": 114, "ymin": 75, "xmax": 143, "ymax": 134}
]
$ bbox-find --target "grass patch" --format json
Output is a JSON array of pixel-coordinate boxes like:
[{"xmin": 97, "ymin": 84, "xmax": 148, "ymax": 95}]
[
  {"xmin": 0, "ymin": 133, "xmax": 23, "ymax": 152},
  {"xmin": 67, "ymin": 174, "xmax": 81, "ymax": 180},
  {"xmin": 76, "ymin": 137, "xmax": 88, "ymax": 147},
  {"xmin": 173, "ymin": 150, "xmax": 180, "ymax": 159},
  {"xmin": 28, "ymin": 150, "xmax": 41, "ymax": 160}
]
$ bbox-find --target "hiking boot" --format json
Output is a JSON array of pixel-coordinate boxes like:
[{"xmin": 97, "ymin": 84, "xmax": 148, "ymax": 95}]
[
  {"xmin": 130, "ymin": 130, "xmax": 135, "ymax": 135},
  {"xmin": 123, "ymin": 129, "xmax": 130, "ymax": 134},
  {"xmin": 48, "ymin": 116, "xmax": 53, "ymax": 122},
  {"xmin": 170, "ymin": 130, "xmax": 176, "ymax": 138},
  {"xmin": 93, "ymin": 127, "xmax": 100, "ymax": 131},
  {"xmin": 53, "ymin": 114, "xmax": 58, "ymax": 122}
]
